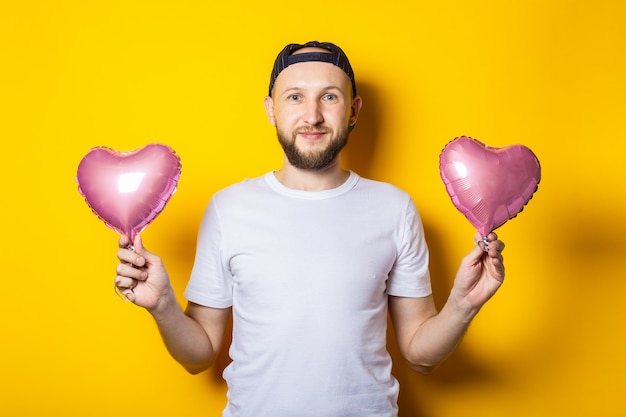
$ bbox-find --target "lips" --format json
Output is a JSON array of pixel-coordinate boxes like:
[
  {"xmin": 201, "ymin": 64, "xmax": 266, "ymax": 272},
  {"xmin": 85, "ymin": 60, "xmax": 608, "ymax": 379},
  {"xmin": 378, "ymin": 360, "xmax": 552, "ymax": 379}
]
[{"xmin": 297, "ymin": 129, "xmax": 329, "ymax": 140}]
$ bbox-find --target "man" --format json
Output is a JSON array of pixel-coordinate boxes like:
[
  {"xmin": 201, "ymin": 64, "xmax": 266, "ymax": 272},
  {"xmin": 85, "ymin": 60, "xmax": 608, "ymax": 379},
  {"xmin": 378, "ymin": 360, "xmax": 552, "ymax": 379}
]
[{"xmin": 115, "ymin": 41, "xmax": 505, "ymax": 417}]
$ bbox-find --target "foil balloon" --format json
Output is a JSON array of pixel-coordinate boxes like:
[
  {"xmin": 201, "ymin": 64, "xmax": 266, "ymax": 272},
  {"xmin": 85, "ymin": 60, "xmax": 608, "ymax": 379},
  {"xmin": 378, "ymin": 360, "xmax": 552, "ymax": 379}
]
[
  {"xmin": 76, "ymin": 143, "xmax": 182, "ymax": 241},
  {"xmin": 439, "ymin": 136, "xmax": 541, "ymax": 236}
]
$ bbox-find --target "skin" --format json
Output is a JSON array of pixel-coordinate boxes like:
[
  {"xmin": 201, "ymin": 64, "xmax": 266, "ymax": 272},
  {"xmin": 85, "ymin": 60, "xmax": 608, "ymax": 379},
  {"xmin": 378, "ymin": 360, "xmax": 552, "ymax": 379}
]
[{"xmin": 115, "ymin": 48, "xmax": 506, "ymax": 375}]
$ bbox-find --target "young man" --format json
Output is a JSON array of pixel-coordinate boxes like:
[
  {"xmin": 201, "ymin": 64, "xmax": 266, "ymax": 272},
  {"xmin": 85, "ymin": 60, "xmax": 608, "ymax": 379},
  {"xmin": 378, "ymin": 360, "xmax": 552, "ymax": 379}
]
[{"xmin": 115, "ymin": 41, "xmax": 505, "ymax": 417}]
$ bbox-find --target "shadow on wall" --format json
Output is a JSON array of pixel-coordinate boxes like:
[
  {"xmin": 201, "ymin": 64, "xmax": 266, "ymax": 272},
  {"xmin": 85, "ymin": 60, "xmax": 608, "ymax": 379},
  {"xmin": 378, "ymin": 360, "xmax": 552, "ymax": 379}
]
[
  {"xmin": 341, "ymin": 80, "xmax": 382, "ymax": 179},
  {"xmin": 167, "ymin": 216, "xmax": 234, "ymax": 386},
  {"xmin": 389, "ymin": 223, "xmax": 508, "ymax": 416},
  {"xmin": 151, "ymin": 209, "xmax": 231, "ymax": 386}
]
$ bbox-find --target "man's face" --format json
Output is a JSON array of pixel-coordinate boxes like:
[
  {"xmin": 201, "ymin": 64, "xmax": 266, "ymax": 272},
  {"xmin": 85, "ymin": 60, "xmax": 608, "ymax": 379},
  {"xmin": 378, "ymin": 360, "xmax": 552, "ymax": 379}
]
[{"xmin": 265, "ymin": 49, "xmax": 361, "ymax": 171}]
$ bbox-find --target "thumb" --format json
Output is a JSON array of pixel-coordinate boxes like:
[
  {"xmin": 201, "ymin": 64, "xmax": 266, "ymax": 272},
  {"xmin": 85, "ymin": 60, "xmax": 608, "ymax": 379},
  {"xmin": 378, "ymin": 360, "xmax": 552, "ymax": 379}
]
[
  {"xmin": 131, "ymin": 234, "xmax": 156, "ymax": 265},
  {"xmin": 468, "ymin": 239, "xmax": 486, "ymax": 261},
  {"xmin": 132, "ymin": 233, "xmax": 144, "ymax": 254},
  {"xmin": 463, "ymin": 234, "xmax": 487, "ymax": 264}
]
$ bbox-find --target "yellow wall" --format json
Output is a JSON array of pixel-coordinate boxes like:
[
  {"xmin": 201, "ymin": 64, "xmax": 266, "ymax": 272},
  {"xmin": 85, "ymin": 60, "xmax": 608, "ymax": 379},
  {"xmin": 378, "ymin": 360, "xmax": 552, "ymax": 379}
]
[{"xmin": 2, "ymin": 1, "xmax": 625, "ymax": 416}]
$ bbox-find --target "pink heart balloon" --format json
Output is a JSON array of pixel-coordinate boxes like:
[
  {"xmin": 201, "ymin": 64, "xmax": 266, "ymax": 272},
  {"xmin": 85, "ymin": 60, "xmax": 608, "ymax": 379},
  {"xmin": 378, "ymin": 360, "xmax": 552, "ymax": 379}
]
[
  {"xmin": 439, "ymin": 136, "xmax": 541, "ymax": 236},
  {"xmin": 76, "ymin": 143, "xmax": 182, "ymax": 241}
]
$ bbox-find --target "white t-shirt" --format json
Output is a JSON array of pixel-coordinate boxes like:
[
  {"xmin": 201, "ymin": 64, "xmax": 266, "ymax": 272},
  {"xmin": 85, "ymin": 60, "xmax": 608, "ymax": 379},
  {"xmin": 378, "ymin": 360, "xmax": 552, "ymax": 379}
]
[{"xmin": 185, "ymin": 171, "xmax": 431, "ymax": 417}]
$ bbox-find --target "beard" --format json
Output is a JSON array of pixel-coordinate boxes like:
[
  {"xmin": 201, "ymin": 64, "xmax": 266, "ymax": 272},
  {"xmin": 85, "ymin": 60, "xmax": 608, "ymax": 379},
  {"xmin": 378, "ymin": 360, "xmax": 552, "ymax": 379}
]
[{"xmin": 277, "ymin": 126, "xmax": 349, "ymax": 171}]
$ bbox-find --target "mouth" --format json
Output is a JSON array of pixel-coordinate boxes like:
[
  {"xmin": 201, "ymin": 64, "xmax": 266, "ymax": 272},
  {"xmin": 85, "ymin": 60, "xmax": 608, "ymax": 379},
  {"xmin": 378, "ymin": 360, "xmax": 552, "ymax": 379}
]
[{"xmin": 297, "ymin": 129, "xmax": 329, "ymax": 140}]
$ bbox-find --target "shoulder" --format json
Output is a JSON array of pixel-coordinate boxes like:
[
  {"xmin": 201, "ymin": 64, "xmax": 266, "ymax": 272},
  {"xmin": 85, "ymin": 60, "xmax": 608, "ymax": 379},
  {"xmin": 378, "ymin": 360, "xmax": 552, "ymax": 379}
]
[
  {"xmin": 354, "ymin": 175, "xmax": 413, "ymax": 204},
  {"xmin": 212, "ymin": 174, "xmax": 271, "ymax": 201}
]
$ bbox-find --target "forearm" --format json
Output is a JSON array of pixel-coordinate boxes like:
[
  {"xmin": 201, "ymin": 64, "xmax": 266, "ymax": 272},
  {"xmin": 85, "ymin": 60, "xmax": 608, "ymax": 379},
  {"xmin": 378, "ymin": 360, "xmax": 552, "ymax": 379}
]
[
  {"xmin": 406, "ymin": 294, "xmax": 477, "ymax": 373},
  {"xmin": 391, "ymin": 290, "xmax": 481, "ymax": 375},
  {"xmin": 149, "ymin": 291, "xmax": 217, "ymax": 374}
]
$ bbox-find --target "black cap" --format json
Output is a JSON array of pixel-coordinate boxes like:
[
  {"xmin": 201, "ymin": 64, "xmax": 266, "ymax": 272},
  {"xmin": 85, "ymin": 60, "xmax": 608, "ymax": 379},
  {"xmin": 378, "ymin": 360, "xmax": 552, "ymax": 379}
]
[{"xmin": 268, "ymin": 41, "xmax": 356, "ymax": 97}]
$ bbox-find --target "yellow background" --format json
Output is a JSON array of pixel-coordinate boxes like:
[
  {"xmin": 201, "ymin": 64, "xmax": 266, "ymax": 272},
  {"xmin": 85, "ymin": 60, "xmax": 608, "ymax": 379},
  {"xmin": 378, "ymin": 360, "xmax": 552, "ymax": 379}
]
[{"xmin": 2, "ymin": 1, "xmax": 625, "ymax": 416}]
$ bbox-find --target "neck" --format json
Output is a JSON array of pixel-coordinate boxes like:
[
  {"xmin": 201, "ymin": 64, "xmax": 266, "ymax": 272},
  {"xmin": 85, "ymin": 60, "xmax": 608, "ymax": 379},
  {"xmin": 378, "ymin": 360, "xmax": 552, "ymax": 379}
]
[{"xmin": 274, "ymin": 158, "xmax": 349, "ymax": 191}]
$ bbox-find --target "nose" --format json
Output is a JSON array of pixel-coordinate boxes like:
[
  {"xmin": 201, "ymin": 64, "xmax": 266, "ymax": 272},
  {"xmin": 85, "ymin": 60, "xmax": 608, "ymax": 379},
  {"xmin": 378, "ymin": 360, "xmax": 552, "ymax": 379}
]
[{"xmin": 303, "ymin": 100, "xmax": 324, "ymax": 125}]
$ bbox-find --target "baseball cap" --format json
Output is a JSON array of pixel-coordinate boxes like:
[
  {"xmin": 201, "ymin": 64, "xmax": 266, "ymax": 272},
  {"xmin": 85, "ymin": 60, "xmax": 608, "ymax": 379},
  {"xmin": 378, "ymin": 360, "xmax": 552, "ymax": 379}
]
[{"xmin": 268, "ymin": 41, "xmax": 357, "ymax": 97}]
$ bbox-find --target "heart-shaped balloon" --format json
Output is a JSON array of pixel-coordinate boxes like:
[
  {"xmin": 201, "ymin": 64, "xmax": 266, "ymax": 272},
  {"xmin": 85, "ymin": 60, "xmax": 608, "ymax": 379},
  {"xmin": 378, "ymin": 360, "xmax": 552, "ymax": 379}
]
[
  {"xmin": 439, "ymin": 136, "xmax": 541, "ymax": 236},
  {"xmin": 76, "ymin": 143, "xmax": 182, "ymax": 241}
]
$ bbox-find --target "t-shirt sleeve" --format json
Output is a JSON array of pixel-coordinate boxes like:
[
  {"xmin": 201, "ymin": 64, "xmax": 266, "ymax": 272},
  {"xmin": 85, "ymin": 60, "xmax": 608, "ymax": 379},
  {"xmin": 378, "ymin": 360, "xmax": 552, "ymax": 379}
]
[
  {"xmin": 386, "ymin": 198, "xmax": 432, "ymax": 297},
  {"xmin": 184, "ymin": 197, "xmax": 234, "ymax": 308}
]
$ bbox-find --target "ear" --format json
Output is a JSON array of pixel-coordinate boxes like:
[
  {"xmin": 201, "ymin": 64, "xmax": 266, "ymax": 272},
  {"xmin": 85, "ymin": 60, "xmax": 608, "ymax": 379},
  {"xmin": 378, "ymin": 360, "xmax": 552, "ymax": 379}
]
[
  {"xmin": 349, "ymin": 95, "xmax": 363, "ymax": 127},
  {"xmin": 264, "ymin": 96, "xmax": 276, "ymax": 126}
]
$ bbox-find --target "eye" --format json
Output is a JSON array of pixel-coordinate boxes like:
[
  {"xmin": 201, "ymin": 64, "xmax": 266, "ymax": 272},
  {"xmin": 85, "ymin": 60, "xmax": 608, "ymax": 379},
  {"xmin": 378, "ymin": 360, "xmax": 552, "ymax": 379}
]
[
  {"xmin": 288, "ymin": 94, "xmax": 301, "ymax": 101},
  {"xmin": 322, "ymin": 94, "xmax": 337, "ymax": 101}
]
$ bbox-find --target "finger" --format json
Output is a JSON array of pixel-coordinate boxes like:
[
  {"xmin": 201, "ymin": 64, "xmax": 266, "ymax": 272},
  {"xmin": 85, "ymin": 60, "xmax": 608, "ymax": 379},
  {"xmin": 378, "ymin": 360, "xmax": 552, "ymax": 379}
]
[
  {"xmin": 115, "ymin": 275, "xmax": 137, "ymax": 291},
  {"xmin": 472, "ymin": 232, "xmax": 491, "ymax": 252},
  {"xmin": 118, "ymin": 234, "xmax": 131, "ymax": 249},
  {"xmin": 116, "ymin": 262, "xmax": 148, "ymax": 280},
  {"xmin": 116, "ymin": 246, "xmax": 143, "ymax": 266},
  {"xmin": 481, "ymin": 233, "xmax": 505, "ymax": 254},
  {"xmin": 487, "ymin": 244, "xmax": 505, "ymax": 269},
  {"xmin": 488, "ymin": 238, "xmax": 505, "ymax": 254},
  {"xmin": 115, "ymin": 284, "xmax": 136, "ymax": 303},
  {"xmin": 116, "ymin": 238, "xmax": 146, "ymax": 267},
  {"xmin": 489, "ymin": 248, "xmax": 504, "ymax": 264}
]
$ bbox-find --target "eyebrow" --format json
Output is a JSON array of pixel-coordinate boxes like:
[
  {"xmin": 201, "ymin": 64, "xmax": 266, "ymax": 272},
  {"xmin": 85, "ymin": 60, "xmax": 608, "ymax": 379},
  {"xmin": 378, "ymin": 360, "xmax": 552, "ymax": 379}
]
[{"xmin": 280, "ymin": 85, "xmax": 345, "ymax": 96}]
